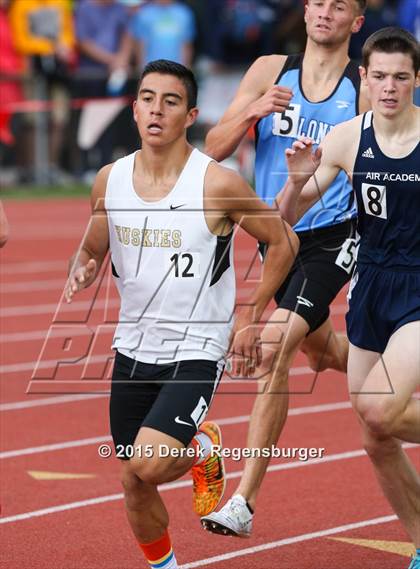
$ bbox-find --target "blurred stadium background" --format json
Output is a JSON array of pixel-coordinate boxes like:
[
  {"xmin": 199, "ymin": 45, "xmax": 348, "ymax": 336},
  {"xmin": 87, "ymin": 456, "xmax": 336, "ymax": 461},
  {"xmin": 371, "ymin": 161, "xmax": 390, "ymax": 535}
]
[{"xmin": 0, "ymin": 0, "xmax": 419, "ymax": 193}]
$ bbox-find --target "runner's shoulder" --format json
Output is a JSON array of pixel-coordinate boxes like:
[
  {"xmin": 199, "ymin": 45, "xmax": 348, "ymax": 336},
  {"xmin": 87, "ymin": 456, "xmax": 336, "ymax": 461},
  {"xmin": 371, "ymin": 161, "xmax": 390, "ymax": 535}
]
[
  {"xmin": 91, "ymin": 162, "xmax": 115, "ymax": 211},
  {"xmin": 325, "ymin": 114, "xmax": 363, "ymax": 145},
  {"xmin": 246, "ymin": 54, "xmax": 287, "ymax": 89},
  {"xmin": 205, "ymin": 161, "xmax": 245, "ymax": 199}
]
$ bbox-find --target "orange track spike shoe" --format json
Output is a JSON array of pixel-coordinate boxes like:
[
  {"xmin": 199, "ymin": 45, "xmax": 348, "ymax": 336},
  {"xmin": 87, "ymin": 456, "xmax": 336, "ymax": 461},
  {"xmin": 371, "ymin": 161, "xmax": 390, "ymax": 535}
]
[{"xmin": 191, "ymin": 421, "xmax": 226, "ymax": 517}]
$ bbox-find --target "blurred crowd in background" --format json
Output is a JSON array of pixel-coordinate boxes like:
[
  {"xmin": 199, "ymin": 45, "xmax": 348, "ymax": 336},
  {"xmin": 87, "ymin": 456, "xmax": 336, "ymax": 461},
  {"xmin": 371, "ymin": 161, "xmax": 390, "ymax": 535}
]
[{"xmin": 0, "ymin": 0, "xmax": 419, "ymax": 186}]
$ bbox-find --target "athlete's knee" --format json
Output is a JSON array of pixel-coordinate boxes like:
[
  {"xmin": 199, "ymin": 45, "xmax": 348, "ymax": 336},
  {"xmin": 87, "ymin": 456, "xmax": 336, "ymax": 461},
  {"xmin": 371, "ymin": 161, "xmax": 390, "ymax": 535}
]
[
  {"xmin": 129, "ymin": 456, "xmax": 176, "ymax": 486},
  {"xmin": 258, "ymin": 314, "xmax": 305, "ymax": 379},
  {"xmin": 360, "ymin": 423, "xmax": 401, "ymax": 460},
  {"xmin": 304, "ymin": 348, "xmax": 330, "ymax": 372},
  {"xmin": 260, "ymin": 349, "xmax": 293, "ymax": 388},
  {"xmin": 356, "ymin": 395, "xmax": 399, "ymax": 439},
  {"xmin": 304, "ymin": 335, "xmax": 348, "ymax": 373}
]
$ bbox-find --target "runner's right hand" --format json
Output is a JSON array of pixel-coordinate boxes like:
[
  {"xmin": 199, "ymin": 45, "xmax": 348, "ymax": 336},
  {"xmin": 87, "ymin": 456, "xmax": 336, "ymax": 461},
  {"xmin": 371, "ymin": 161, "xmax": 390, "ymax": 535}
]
[
  {"xmin": 285, "ymin": 137, "xmax": 323, "ymax": 187},
  {"xmin": 65, "ymin": 258, "xmax": 97, "ymax": 303},
  {"xmin": 249, "ymin": 86, "xmax": 293, "ymax": 120}
]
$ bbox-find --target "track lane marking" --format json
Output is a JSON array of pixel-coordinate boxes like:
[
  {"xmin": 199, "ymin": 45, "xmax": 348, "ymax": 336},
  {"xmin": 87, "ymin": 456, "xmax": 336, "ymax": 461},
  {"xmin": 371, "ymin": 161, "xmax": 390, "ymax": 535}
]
[
  {"xmin": 0, "ymin": 393, "xmax": 106, "ymax": 411},
  {"xmin": 1, "ymin": 355, "xmax": 319, "ymax": 375},
  {"xmin": 179, "ymin": 515, "xmax": 398, "ymax": 568},
  {"xmin": 0, "ymin": 305, "xmax": 346, "ymax": 345},
  {"xmin": 1, "ymin": 286, "xmax": 258, "ymax": 318},
  {"xmin": 0, "ymin": 400, "xmax": 352, "ymax": 456},
  {"xmin": 0, "ymin": 249, "xmax": 258, "ymax": 279},
  {"xmin": 2, "ymin": 260, "xmax": 67, "ymax": 275},
  {"xmin": 2, "ymin": 446, "xmax": 416, "ymax": 524}
]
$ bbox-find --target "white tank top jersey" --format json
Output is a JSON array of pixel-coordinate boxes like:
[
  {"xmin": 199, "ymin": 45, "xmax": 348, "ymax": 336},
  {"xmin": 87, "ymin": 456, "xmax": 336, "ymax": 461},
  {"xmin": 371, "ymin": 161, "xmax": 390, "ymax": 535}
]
[{"xmin": 105, "ymin": 148, "xmax": 236, "ymax": 364}]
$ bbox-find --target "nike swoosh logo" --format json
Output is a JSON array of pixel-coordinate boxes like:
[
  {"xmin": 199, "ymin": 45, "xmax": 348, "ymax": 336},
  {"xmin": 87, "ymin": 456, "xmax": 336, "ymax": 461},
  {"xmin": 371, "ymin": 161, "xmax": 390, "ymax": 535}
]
[
  {"xmin": 174, "ymin": 416, "xmax": 194, "ymax": 427},
  {"xmin": 170, "ymin": 204, "xmax": 186, "ymax": 210}
]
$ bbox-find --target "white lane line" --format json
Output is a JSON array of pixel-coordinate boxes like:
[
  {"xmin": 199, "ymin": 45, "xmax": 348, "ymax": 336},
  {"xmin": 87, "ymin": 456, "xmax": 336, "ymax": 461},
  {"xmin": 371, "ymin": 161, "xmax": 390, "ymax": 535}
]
[
  {"xmin": 10, "ymin": 230, "xmax": 85, "ymax": 242},
  {"xmin": 2, "ymin": 446, "xmax": 415, "ymax": 525},
  {"xmin": 2, "ymin": 260, "xmax": 67, "ymax": 275},
  {"xmin": 0, "ymin": 399, "xmax": 351, "ymax": 457},
  {"xmin": 1, "ymin": 349, "xmax": 318, "ymax": 375},
  {"xmin": 1, "ymin": 249, "xmax": 255, "ymax": 279},
  {"xmin": 1, "ymin": 285, "xmax": 255, "ymax": 318},
  {"xmin": 0, "ymin": 298, "xmax": 120, "ymax": 318},
  {"xmin": 7, "ymin": 223, "xmax": 86, "ymax": 234},
  {"xmin": 179, "ymin": 515, "xmax": 398, "ymax": 568},
  {"xmin": 0, "ymin": 327, "xmax": 93, "ymax": 344},
  {"xmin": 0, "ymin": 393, "xmax": 106, "ymax": 411},
  {"xmin": 1, "ymin": 353, "xmax": 114, "ymax": 374},
  {"xmin": 0, "ymin": 493, "xmax": 124, "ymax": 524},
  {"xmin": 0, "ymin": 436, "xmax": 112, "ymax": 459},
  {"xmin": 1, "ymin": 305, "xmax": 347, "ymax": 345},
  {"xmin": 1, "ymin": 279, "xmax": 68, "ymax": 294},
  {"xmin": 0, "ymin": 390, "xmax": 347, "ymax": 414}
]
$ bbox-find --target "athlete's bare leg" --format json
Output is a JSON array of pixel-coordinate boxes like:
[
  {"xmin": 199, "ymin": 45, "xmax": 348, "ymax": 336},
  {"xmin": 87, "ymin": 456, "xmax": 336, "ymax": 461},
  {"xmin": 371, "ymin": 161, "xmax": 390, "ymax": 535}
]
[
  {"xmin": 121, "ymin": 461, "xmax": 170, "ymax": 543},
  {"xmin": 234, "ymin": 308, "xmax": 310, "ymax": 509},
  {"xmin": 301, "ymin": 316, "xmax": 348, "ymax": 373},
  {"xmin": 349, "ymin": 322, "xmax": 420, "ymax": 547},
  {"xmin": 121, "ymin": 427, "xmax": 203, "ymax": 543},
  {"xmin": 233, "ymin": 310, "xmax": 350, "ymax": 509}
]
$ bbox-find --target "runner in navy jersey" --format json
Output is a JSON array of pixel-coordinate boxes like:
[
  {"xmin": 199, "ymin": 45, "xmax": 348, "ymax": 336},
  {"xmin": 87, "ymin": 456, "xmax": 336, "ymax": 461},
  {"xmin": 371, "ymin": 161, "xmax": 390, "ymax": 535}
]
[{"xmin": 278, "ymin": 27, "xmax": 420, "ymax": 569}]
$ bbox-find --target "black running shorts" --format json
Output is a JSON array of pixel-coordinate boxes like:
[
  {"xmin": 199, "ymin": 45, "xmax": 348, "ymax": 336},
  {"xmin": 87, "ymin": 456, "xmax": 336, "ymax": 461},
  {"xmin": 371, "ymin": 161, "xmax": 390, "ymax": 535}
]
[
  {"xmin": 261, "ymin": 220, "xmax": 357, "ymax": 333},
  {"xmin": 110, "ymin": 351, "xmax": 224, "ymax": 459}
]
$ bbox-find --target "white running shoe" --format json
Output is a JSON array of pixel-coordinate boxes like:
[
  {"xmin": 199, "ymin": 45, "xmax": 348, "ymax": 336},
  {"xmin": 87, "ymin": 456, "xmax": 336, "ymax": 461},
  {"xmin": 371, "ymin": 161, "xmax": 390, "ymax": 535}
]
[{"xmin": 201, "ymin": 494, "xmax": 253, "ymax": 537}]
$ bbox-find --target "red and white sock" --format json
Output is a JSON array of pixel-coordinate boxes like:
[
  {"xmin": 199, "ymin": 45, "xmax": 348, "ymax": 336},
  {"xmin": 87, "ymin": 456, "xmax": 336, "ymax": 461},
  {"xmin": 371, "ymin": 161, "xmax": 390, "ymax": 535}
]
[{"xmin": 139, "ymin": 529, "xmax": 178, "ymax": 569}]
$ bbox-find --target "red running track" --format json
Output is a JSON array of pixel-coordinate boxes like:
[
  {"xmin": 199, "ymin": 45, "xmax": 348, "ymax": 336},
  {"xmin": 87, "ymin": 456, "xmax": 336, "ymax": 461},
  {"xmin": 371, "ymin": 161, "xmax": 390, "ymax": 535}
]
[{"xmin": 1, "ymin": 199, "xmax": 418, "ymax": 569}]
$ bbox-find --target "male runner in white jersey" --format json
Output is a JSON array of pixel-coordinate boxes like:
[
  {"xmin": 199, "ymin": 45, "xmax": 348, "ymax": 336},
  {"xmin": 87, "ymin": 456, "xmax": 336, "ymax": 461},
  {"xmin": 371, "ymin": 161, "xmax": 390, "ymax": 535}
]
[
  {"xmin": 64, "ymin": 60, "xmax": 298, "ymax": 569},
  {"xmin": 202, "ymin": 0, "xmax": 370, "ymax": 537},
  {"xmin": 277, "ymin": 27, "xmax": 420, "ymax": 569}
]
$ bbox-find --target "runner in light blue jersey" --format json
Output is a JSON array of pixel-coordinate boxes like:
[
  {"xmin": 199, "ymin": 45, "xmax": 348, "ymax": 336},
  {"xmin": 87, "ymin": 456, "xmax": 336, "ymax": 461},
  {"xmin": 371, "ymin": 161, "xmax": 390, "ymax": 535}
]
[
  {"xmin": 255, "ymin": 53, "xmax": 360, "ymax": 231},
  {"xmin": 202, "ymin": 0, "xmax": 370, "ymax": 539}
]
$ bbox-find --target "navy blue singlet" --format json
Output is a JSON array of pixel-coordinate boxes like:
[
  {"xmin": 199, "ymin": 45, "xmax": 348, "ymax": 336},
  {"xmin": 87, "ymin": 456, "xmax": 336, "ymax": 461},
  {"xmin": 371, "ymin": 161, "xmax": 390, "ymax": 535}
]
[
  {"xmin": 346, "ymin": 111, "xmax": 420, "ymax": 352},
  {"xmin": 353, "ymin": 111, "xmax": 420, "ymax": 270}
]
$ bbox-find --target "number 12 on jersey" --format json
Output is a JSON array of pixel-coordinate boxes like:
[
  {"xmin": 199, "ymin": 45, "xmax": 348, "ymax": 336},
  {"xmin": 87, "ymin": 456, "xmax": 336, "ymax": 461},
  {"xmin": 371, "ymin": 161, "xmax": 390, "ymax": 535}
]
[
  {"xmin": 169, "ymin": 252, "xmax": 200, "ymax": 278},
  {"xmin": 272, "ymin": 104, "xmax": 301, "ymax": 138}
]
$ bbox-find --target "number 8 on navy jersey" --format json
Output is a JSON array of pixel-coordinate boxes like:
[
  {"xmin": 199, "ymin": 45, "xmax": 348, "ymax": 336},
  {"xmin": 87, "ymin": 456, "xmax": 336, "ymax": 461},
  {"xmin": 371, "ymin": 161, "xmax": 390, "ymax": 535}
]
[{"xmin": 361, "ymin": 183, "xmax": 387, "ymax": 219}]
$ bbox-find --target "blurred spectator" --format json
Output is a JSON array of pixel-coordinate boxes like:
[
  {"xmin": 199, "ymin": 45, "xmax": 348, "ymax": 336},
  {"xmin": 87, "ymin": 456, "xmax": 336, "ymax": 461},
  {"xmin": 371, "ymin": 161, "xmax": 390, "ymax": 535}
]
[
  {"xmin": 0, "ymin": 0, "xmax": 25, "ymax": 148},
  {"xmin": 196, "ymin": 1, "xmax": 303, "ymax": 131},
  {"xmin": 130, "ymin": 0, "xmax": 196, "ymax": 69},
  {"xmin": 10, "ymin": 0, "xmax": 75, "ymax": 66},
  {"xmin": 398, "ymin": 0, "xmax": 420, "ymax": 105},
  {"xmin": 271, "ymin": 0, "xmax": 306, "ymax": 54},
  {"xmin": 398, "ymin": 0, "xmax": 420, "ymax": 36},
  {"xmin": 349, "ymin": 0, "xmax": 397, "ymax": 60},
  {"xmin": 9, "ymin": 0, "xmax": 76, "ymax": 183},
  {"xmin": 76, "ymin": 0, "xmax": 131, "ymax": 80},
  {"xmin": 73, "ymin": 0, "xmax": 132, "ymax": 178},
  {"xmin": 199, "ymin": 1, "xmax": 302, "ymax": 66}
]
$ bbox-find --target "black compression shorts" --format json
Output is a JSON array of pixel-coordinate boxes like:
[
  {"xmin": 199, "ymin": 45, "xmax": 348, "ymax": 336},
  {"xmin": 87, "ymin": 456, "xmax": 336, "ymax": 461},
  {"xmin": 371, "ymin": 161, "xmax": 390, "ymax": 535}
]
[
  {"xmin": 261, "ymin": 220, "xmax": 357, "ymax": 333},
  {"xmin": 110, "ymin": 351, "xmax": 224, "ymax": 459}
]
